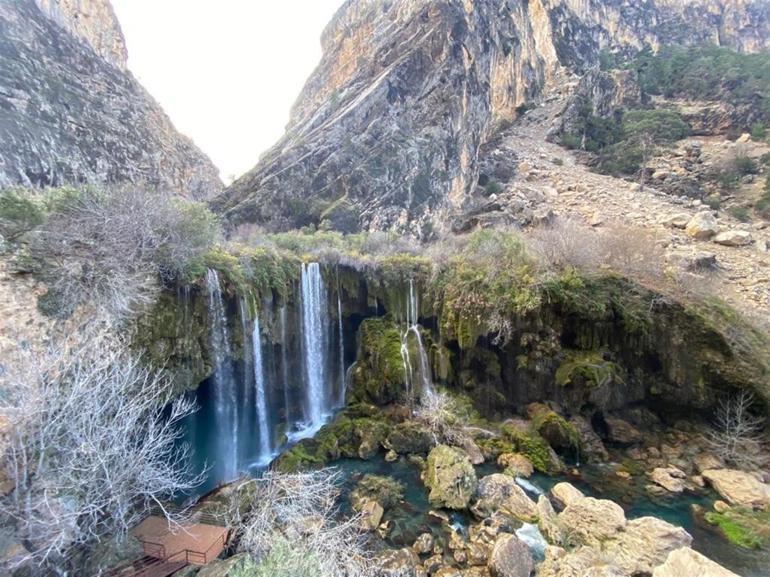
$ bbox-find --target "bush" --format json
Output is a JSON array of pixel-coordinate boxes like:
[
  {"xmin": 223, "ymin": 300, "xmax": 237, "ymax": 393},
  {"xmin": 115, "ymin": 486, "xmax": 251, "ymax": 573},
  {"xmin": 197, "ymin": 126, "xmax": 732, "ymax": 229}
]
[
  {"xmin": 728, "ymin": 206, "xmax": 751, "ymax": 223},
  {"xmin": 756, "ymin": 179, "xmax": 770, "ymax": 218},
  {"xmin": 0, "ymin": 188, "xmax": 45, "ymax": 240},
  {"xmin": 734, "ymin": 155, "xmax": 759, "ymax": 176},
  {"xmin": 750, "ymin": 123, "xmax": 767, "ymax": 140},
  {"xmin": 30, "ymin": 187, "xmax": 221, "ymax": 321},
  {"xmin": 628, "ymin": 45, "xmax": 770, "ymax": 126}
]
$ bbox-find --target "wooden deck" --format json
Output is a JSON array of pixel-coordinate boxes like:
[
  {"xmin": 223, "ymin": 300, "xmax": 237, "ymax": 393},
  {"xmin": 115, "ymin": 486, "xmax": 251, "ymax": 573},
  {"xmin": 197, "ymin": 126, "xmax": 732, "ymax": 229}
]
[{"xmin": 130, "ymin": 516, "xmax": 229, "ymax": 566}]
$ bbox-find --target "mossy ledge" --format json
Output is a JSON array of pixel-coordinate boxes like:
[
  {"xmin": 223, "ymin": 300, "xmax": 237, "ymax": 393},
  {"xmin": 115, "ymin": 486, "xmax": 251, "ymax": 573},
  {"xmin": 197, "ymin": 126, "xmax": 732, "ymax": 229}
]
[{"xmin": 132, "ymin": 230, "xmax": 769, "ymax": 414}]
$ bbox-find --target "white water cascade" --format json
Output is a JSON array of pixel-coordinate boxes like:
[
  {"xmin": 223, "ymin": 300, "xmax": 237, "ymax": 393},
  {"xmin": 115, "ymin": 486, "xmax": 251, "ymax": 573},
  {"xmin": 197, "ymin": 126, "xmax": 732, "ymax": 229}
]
[
  {"xmin": 206, "ymin": 269, "xmax": 238, "ymax": 481},
  {"xmin": 336, "ymin": 273, "xmax": 346, "ymax": 407},
  {"xmin": 401, "ymin": 279, "xmax": 433, "ymax": 400},
  {"xmin": 252, "ymin": 314, "xmax": 272, "ymax": 464},
  {"xmin": 300, "ymin": 263, "xmax": 328, "ymax": 432}
]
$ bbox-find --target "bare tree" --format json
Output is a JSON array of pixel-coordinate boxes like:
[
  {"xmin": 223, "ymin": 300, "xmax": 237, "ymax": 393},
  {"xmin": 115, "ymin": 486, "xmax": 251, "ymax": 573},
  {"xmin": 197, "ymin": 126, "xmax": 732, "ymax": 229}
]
[
  {"xmin": 415, "ymin": 390, "xmax": 471, "ymax": 447},
  {"xmin": 707, "ymin": 391, "xmax": 768, "ymax": 471},
  {"xmin": 0, "ymin": 334, "xmax": 203, "ymax": 575},
  {"xmin": 233, "ymin": 469, "xmax": 373, "ymax": 577}
]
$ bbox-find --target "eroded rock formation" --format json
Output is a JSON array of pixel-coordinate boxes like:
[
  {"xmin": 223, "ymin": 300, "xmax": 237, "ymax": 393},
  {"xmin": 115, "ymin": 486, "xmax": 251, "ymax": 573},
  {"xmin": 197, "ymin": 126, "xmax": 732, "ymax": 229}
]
[
  {"xmin": 0, "ymin": 0, "xmax": 222, "ymax": 198},
  {"xmin": 214, "ymin": 0, "xmax": 769, "ymax": 237}
]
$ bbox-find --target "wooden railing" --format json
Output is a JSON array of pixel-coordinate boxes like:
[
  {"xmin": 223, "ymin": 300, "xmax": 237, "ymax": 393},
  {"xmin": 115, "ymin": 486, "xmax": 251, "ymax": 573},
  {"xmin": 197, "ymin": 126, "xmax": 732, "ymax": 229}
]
[{"xmin": 139, "ymin": 527, "xmax": 229, "ymax": 566}]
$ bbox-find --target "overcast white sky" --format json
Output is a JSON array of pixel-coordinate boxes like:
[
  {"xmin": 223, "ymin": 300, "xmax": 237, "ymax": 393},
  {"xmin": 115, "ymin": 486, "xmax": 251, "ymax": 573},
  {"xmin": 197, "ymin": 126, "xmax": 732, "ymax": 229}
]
[{"xmin": 111, "ymin": 1, "xmax": 344, "ymax": 182}]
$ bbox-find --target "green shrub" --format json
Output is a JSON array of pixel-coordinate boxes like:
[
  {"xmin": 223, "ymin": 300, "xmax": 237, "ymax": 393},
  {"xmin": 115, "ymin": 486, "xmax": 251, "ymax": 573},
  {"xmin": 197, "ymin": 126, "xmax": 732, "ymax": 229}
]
[
  {"xmin": 756, "ymin": 179, "xmax": 770, "ymax": 218},
  {"xmin": 485, "ymin": 180, "xmax": 503, "ymax": 195},
  {"xmin": 734, "ymin": 155, "xmax": 759, "ymax": 176},
  {"xmin": 628, "ymin": 45, "xmax": 770, "ymax": 126},
  {"xmin": 728, "ymin": 206, "xmax": 751, "ymax": 223},
  {"xmin": 0, "ymin": 188, "xmax": 45, "ymax": 240},
  {"xmin": 750, "ymin": 123, "xmax": 767, "ymax": 140}
]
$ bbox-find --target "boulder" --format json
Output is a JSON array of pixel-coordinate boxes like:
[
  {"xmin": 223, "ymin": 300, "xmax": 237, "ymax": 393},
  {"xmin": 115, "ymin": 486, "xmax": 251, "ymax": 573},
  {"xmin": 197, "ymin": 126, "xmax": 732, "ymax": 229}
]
[
  {"xmin": 663, "ymin": 213, "xmax": 691, "ymax": 229},
  {"xmin": 604, "ymin": 416, "xmax": 642, "ymax": 445},
  {"xmin": 413, "ymin": 533, "xmax": 434, "ymax": 555},
  {"xmin": 537, "ymin": 546, "xmax": 626, "ymax": 577},
  {"xmin": 536, "ymin": 495, "xmax": 563, "ymax": 546},
  {"xmin": 488, "ymin": 534, "xmax": 533, "ymax": 577},
  {"xmin": 463, "ymin": 438, "xmax": 486, "ymax": 465},
  {"xmin": 471, "ymin": 474, "xmax": 537, "ymax": 521},
  {"xmin": 558, "ymin": 497, "xmax": 626, "ymax": 546},
  {"xmin": 387, "ymin": 421, "xmax": 434, "ymax": 454},
  {"xmin": 694, "ymin": 453, "xmax": 723, "ymax": 473},
  {"xmin": 649, "ymin": 467, "xmax": 687, "ymax": 494},
  {"xmin": 713, "ymin": 230, "xmax": 752, "ymax": 247},
  {"xmin": 652, "ymin": 547, "xmax": 739, "ymax": 577},
  {"xmin": 377, "ymin": 548, "xmax": 420, "ymax": 577},
  {"xmin": 550, "ymin": 482, "xmax": 585, "ymax": 509},
  {"xmin": 702, "ymin": 469, "xmax": 770, "ymax": 509},
  {"xmin": 497, "ymin": 453, "xmax": 534, "ymax": 478},
  {"xmin": 685, "ymin": 212, "xmax": 719, "ymax": 240},
  {"xmin": 435, "ymin": 568, "xmax": 463, "ymax": 577},
  {"xmin": 424, "ymin": 445, "xmax": 478, "ymax": 509},
  {"xmin": 361, "ymin": 499, "xmax": 384, "ymax": 531},
  {"xmin": 605, "ymin": 516, "xmax": 692, "ymax": 574},
  {"xmin": 569, "ymin": 416, "xmax": 609, "ymax": 462}
]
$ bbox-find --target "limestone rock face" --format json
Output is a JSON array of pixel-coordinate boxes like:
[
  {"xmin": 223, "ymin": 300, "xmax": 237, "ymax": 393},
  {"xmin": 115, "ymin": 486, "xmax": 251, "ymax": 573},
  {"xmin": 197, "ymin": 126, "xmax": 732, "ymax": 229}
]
[
  {"xmin": 652, "ymin": 547, "xmax": 739, "ymax": 577},
  {"xmin": 32, "ymin": 0, "xmax": 127, "ymax": 68},
  {"xmin": 213, "ymin": 0, "xmax": 769, "ymax": 237},
  {"xmin": 0, "ymin": 0, "xmax": 222, "ymax": 198},
  {"xmin": 424, "ymin": 445, "xmax": 478, "ymax": 509},
  {"xmin": 702, "ymin": 469, "xmax": 770, "ymax": 509}
]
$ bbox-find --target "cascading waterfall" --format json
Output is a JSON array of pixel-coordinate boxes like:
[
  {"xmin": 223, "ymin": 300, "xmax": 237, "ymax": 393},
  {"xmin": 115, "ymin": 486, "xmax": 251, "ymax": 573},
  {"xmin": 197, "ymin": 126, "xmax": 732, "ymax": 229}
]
[
  {"xmin": 300, "ymin": 262, "xmax": 328, "ymax": 431},
  {"xmin": 252, "ymin": 314, "xmax": 272, "ymax": 464},
  {"xmin": 279, "ymin": 304, "xmax": 292, "ymax": 428},
  {"xmin": 337, "ymin": 273, "xmax": 346, "ymax": 407},
  {"xmin": 206, "ymin": 269, "xmax": 238, "ymax": 481},
  {"xmin": 401, "ymin": 279, "xmax": 433, "ymax": 400}
]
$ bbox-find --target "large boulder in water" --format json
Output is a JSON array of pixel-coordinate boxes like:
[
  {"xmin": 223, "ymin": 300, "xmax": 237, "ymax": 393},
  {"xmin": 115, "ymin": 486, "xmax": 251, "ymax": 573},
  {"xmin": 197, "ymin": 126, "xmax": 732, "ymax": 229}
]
[
  {"xmin": 702, "ymin": 469, "xmax": 770, "ymax": 509},
  {"xmin": 605, "ymin": 516, "xmax": 692, "ymax": 574},
  {"xmin": 386, "ymin": 421, "xmax": 434, "ymax": 454},
  {"xmin": 471, "ymin": 474, "xmax": 537, "ymax": 521},
  {"xmin": 558, "ymin": 497, "xmax": 626, "ymax": 546},
  {"xmin": 424, "ymin": 445, "xmax": 478, "ymax": 509},
  {"xmin": 488, "ymin": 533, "xmax": 533, "ymax": 577}
]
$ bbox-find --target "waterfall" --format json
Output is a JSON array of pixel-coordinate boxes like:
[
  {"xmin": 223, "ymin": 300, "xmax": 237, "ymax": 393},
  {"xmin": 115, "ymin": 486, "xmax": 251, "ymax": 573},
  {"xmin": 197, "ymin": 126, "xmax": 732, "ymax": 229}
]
[
  {"xmin": 300, "ymin": 263, "xmax": 328, "ymax": 431},
  {"xmin": 401, "ymin": 279, "xmax": 433, "ymax": 400},
  {"xmin": 205, "ymin": 269, "xmax": 238, "ymax": 481},
  {"xmin": 279, "ymin": 304, "xmax": 291, "ymax": 430},
  {"xmin": 336, "ymin": 273, "xmax": 346, "ymax": 407},
  {"xmin": 252, "ymin": 314, "xmax": 272, "ymax": 464}
]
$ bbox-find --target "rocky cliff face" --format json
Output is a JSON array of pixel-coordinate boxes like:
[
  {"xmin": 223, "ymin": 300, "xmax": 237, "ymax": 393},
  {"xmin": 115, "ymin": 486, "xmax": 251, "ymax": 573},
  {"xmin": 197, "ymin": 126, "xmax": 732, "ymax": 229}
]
[
  {"xmin": 214, "ymin": 0, "xmax": 769, "ymax": 237},
  {"xmin": 0, "ymin": 0, "xmax": 222, "ymax": 198}
]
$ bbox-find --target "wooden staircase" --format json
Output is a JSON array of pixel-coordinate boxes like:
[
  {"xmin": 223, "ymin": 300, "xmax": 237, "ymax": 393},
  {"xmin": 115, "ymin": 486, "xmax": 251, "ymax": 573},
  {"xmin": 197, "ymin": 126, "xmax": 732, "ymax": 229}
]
[{"xmin": 103, "ymin": 555, "xmax": 187, "ymax": 577}]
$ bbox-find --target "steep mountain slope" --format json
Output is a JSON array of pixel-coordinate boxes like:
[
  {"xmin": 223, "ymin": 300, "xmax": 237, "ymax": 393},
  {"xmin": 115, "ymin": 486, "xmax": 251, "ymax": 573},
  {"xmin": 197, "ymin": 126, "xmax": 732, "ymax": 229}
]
[
  {"xmin": 0, "ymin": 0, "xmax": 222, "ymax": 199},
  {"xmin": 213, "ymin": 0, "xmax": 769, "ymax": 236}
]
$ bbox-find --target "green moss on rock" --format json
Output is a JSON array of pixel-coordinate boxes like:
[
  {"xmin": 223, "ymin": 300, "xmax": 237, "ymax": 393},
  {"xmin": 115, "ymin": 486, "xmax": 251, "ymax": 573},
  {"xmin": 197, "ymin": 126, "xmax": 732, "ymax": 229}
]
[
  {"xmin": 350, "ymin": 317, "xmax": 406, "ymax": 405},
  {"xmin": 555, "ymin": 350, "xmax": 622, "ymax": 389}
]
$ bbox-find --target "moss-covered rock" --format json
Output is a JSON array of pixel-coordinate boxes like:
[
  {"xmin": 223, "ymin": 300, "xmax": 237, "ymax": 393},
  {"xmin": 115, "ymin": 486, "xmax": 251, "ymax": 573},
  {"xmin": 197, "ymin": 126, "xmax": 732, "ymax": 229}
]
[
  {"xmin": 349, "ymin": 317, "xmax": 407, "ymax": 405},
  {"xmin": 501, "ymin": 426, "xmax": 562, "ymax": 474},
  {"xmin": 350, "ymin": 474, "xmax": 405, "ymax": 511},
  {"xmin": 704, "ymin": 507, "xmax": 769, "ymax": 549},
  {"xmin": 527, "ymin": 403, "xmax": 580, "ymax": 453},
  {"xmin": 385, "ymin": 421, "xmax": 435, "ymax": 455},
  {"xmin": 423, "ymin": 445, "xmax": 478, "ymax": 510}
]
